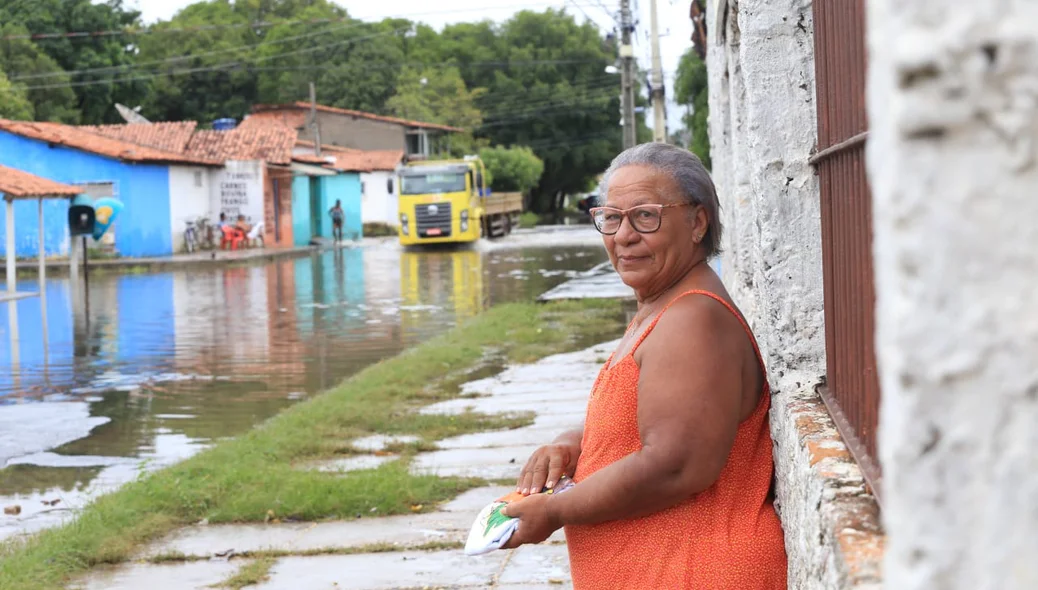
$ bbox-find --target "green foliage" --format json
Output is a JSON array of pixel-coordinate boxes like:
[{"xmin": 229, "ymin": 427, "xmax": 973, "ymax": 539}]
[
  {"xmin": 478, "ymin": 145, "xmax": 544, "ymax": 194},
  {"xmin": 674, "ymin": 47, "xmax": 710, "ymax": 169},
  {"xmin": 387, "ymin": 66, "xmax": 485, "ymax": 130},
  {"xmin": 0, "ymin": 0, "xmax": 147, "ymax": 124},
  {"xmin": 518, "ymin": 211, "xmax": 540, "ymax": 229},
  {"xmin": 0, "ymin": 24, "xmax": 80, "ymax": 123},
  {"xmin": 0, "ymin": 70, "xmax": 32, "ymax": 120}
]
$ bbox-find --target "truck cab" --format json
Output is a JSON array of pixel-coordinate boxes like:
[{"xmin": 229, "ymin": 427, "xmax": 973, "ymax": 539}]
[{"xmin": 395, "ymin": 157, "xmax": 487, "ymax": 246}]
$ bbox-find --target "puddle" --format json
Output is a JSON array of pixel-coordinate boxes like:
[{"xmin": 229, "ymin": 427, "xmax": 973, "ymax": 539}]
[{"xmin": 0, "ymin": 232, "xmax": 609, "ymax": 540}]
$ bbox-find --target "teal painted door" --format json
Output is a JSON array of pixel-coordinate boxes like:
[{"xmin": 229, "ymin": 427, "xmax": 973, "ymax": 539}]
[
  {"xmin": 319, "ymin": 173, "xmax": 363, "ymax": 240},
  {"xmin": 309, "ymin": 177, "xmax": 323, "ymax": 238},
  {"xmin": 291, "ymin": 176, "xmax": 312, "ymax": 246}
]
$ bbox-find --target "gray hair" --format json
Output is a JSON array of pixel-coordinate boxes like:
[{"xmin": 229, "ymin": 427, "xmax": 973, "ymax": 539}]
[{"xmin": 599, "ymin": 143, "xmax": 722, "ymax": 256}]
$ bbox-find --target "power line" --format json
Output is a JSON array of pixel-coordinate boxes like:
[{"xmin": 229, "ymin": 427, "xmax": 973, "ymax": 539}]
[
  {"xmin": 3, "ymin": 28, "xmax": 410, "ymax": 92},
  {"xmin": 0, "ymin": 2, "xmax": 567, "ymax": 42},
  {"xmin": 9, "ymin": 19, "xmax": 363, "ymax": 81}
]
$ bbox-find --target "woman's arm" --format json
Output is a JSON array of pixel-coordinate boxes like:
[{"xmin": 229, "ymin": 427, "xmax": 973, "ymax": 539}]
[{"xmin": 503, "ymin": 298, "xmax": 748, "ymax": 542}]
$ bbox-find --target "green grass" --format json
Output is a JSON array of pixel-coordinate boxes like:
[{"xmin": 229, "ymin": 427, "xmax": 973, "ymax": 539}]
[
  {"xmin": 0, "ymin": 299, "xmax": 624, "ymax": 590},
  {"xmin": 518, "ymin": 211, "xmax": 540, "ymax": 229},
  {"xmin": 362, "ymin": 222, "xmax": 399, "ymax": 237},
  {"xmin": 214, "ymin": 557, "xmax": 275, "ymax": 589}
]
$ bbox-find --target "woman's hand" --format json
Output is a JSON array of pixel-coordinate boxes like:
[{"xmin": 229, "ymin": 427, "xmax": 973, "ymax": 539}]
[
  {"xmin": 500, "ymin": 493, "xmax": 562, "ymax": 549},
  {"xmin": 516, "ymin": 433, "xmax": 580, "ymax": 495}
]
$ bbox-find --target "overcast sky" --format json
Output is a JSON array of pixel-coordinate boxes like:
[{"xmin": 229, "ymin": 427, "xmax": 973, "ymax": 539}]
[{"xmin": 127, "ymin": 0, "xmax": 694, "ymax": 133}]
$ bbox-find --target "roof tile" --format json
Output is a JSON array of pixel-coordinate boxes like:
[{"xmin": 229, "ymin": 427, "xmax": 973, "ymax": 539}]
[
  {"xmin": 0, "ymin": 119, "xmax": 219, "ymax": 166},
  {"xmin": 80, "ymin": 121, "xmax": 198, "ymax": 154},
  {"xmin": 184, "ymin": 118, "xmax": 296, "ymax": 165},
  {"xmin": 0, "ymin": 164, "xmax": 82, "ymax": 198}
]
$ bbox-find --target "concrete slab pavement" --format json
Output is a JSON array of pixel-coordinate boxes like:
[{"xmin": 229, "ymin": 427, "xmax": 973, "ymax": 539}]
[{"xmin": 71, "ymin": 336, "xmax": 621, "ymax": 589}]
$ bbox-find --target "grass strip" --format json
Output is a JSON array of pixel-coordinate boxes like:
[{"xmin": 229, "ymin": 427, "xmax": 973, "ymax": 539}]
[
  {"xmin": 212, "ymin": 557, "xmax": 276, "ymax": 589},
  {"xmin": 0, "ymin": 299, "xmax": 624, "ymax": 590}
]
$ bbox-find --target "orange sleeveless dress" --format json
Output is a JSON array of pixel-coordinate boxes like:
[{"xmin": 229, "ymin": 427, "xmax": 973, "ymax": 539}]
[{"xmin": 565, "ymin": 290, "xmax": 788, "ymax": 589}]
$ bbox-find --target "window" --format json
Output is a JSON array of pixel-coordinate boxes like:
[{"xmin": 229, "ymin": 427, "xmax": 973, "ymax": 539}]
[
  {"xmin": 400, "ymin": 172, "xmax": 466, "ymax": 195},
  {"xmin": 194, "ymin": 170, "xmax": 204, "ymax": 187},
  {"xmin": 811, "ymin": 0, "xmax": 882, "ymax": 498}
]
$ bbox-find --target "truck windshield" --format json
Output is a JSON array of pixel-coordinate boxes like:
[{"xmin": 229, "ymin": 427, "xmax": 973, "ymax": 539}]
[{"xmin": 400, "ymin": 172, "xmax": 467, "ymax": 195}]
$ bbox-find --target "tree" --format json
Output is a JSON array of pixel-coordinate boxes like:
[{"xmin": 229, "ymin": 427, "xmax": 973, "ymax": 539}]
[
  {"xmin": 135, "ymin": 0, "xmax": 261, "ymax": 123},
  {"xmin": 0, "ymin": 24, "xmax": 80, "ymax": 123},
  {"xmin": 479, "ymin": 145, "xmax": 544, "ymax": 194},
  {"xmin": 674, "ymin": 46, "xmax": 710, "ymax": 169},
  {"xmin": 0, "ymin": 70, "xmax": 33, "ymax": 120},
  {"xmin": 387, "ymin": 66, "xmax": 484, "ymax": 130},
  {"xmin": 0, "ymin": 0, "xmax": 149, "ymax": 124},
  {"xmin": 421, "ymin": 9, "xmax": 621, "ymax": 213},
  {"xmin": 256, "ymin": 13, "xmax": 408, "ymax": 114}
]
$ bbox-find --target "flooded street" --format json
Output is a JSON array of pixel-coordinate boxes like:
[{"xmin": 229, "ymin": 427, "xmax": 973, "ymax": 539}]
[{"xmin": 0, "ymin": 228, "xmax": 609, "ymax": 540}]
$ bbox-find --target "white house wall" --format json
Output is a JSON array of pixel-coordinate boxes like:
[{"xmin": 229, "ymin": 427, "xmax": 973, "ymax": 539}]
[
  {"xmin": 868, "ymin": 1, "xmax": 1038, "ymax": 588},
  {"xmin": 706, "ymin": 1, "xmax": 882, "ymax": 588},
  {"xmin": 168, "ymin": 166, "xmax": 214, "ymax": 253},
  {"xmin": 360, "ymin": 171, "xmax": 397, "ymax": 226},
  {"xmin": 211, "ymin": 160, "xmax": 265, "ymax": 227}
]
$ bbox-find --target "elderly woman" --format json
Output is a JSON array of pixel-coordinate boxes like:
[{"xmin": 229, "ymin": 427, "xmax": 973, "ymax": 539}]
[{"xmin": 502, "ymin": 143, "xmax": 787, "ymax": 589}]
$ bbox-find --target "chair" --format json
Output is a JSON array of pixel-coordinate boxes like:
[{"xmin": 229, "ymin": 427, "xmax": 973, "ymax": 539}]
[{"xmin": 220, "ymin": 225, "xmax": 244, "ymax": 251}]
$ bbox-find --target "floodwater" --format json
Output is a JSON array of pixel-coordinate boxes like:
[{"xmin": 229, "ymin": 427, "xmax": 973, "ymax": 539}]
[{"xmin": 0, "ymin": 228, "xmax": 610, "ymax": 540}]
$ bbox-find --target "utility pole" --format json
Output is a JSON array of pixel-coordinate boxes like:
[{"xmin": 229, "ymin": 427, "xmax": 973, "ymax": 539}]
[
  {"xmin": 648, "ymin": 0, "xmax": 667, "ymax": 142},
  {"xmin": 309, "ymin": 81, "xmax": 322, "ymax": 156},
  {"xmin": 619, "ymin": 0, "xmax": 637, "ymax": 149}
]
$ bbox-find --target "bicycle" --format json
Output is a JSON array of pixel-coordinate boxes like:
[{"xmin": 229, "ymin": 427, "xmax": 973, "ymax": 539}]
[
  {"xmin": 196, "ymin": 217, "xmax": 216, "ymax": 249},
  {"xmin": 184, "ymin": 220, "xmax": 199, "ymax": 253}
]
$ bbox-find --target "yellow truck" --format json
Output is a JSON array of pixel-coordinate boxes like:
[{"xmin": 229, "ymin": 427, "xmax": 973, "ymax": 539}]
[{"xmin": 393, "ymin": 156, "xmax": 523, "ymax": 247}]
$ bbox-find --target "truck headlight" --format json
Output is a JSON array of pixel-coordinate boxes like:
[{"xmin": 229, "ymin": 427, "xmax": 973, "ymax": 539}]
[
  {"xmin": 460, "ymin": 210, "xmax": 469, "ymax": 232},
  {"xmin": 400, "ymin": 213, "xmax": 409, "ymax": 235}
]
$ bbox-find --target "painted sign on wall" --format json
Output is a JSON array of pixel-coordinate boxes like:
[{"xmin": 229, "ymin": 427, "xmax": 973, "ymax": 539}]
[{"xmin": 212, "ymin": 161, "xmax": 264, "ymax": 224}]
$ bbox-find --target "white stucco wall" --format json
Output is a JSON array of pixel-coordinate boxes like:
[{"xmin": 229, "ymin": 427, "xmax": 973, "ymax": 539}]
[
  {"xmin": 211, "ymin": 160, "xmax": 265, "ymax": 227},
  {"xmin": 360, "ymin": 171, "xmax": 397, "ymax": 226},
  {"xmin": 168, "ymin": 166, "xmax": 214, "ymax": 253},
  {"xmin": 867, "ymin": 2, "xmax": 1038, "ymax": 589},
  {"xmin": 707, "ymin": 1, "xmax": 884, "ymax": 588}
]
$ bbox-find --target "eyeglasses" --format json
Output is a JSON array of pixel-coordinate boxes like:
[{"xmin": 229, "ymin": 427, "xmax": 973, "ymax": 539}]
[{"xmin": 588, "ymin": 203, "xmax": 694, "ymax": 235}]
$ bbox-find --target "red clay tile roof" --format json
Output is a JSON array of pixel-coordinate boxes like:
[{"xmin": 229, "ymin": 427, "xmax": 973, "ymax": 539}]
[
  {"xmin": 0, "ymin": 164, "xmax": 82, "ymax": 198},
  {"xmin": 0, "ymin": 119, "xmax": 220, "ymax": 166},
  {"xmin": 185, "ymin": 119, "xmax": 296, "ymax": 165},
  {"xmin": 252, "ymin": 102, "xmax": 463, "ymax": 133},
  {"xmin": 293, "ymin": 141, "xmax": 403, "ymax": 172},
  {"xmin": 80, "ymin": 121, "xmax": 198, "ymax": 154}
]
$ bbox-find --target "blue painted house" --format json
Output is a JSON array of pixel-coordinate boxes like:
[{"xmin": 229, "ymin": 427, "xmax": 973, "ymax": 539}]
[{"xmin": 0, "ymin": 120, "xmax": 222, "ymax": 258}]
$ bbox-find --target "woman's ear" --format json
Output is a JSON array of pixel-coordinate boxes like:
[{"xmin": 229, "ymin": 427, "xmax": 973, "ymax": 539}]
[{"xmin": 692, "ymin": 205, "xmax": 709, "ymax": 243}]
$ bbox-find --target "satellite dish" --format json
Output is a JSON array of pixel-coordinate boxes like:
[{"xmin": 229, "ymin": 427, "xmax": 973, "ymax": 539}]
[{"xmin": 115, "ymin": 103, "xmax": 151, "ymax": 124}]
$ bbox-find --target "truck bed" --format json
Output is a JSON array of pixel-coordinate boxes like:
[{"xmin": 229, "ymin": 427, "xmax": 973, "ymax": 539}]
[{"xmin": 483, "ymin": 192, "xmax": 524, "ymax": 216}]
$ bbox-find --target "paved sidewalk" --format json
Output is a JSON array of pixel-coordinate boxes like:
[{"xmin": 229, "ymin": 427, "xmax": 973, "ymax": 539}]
[{"xmin": 70, "ymin": 340, "xmax": 619, "ymax": 590}]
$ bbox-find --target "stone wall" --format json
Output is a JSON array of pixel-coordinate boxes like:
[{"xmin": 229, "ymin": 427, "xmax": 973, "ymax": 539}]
[
  {"xmin": 867, "ymin": 1, "xmax": 1038, "ymax": 588},
  {"xmin": 706, "ymin": 0, "xmax": 883, "ymax": 587}
]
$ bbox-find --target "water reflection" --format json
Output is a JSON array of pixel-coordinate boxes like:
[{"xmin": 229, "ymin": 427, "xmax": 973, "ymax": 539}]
[{"xmin": 0, "ymin": 239, "xmax": 608, "ymax": 539}]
